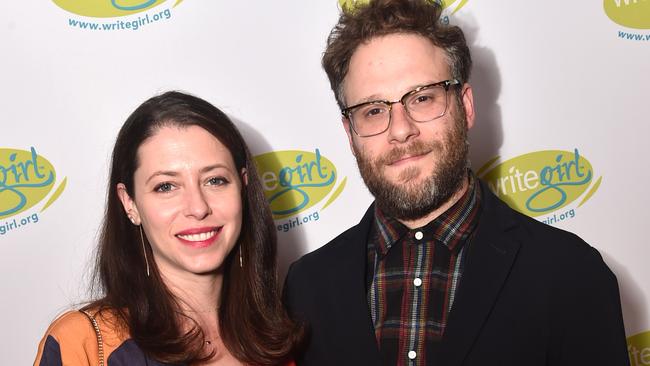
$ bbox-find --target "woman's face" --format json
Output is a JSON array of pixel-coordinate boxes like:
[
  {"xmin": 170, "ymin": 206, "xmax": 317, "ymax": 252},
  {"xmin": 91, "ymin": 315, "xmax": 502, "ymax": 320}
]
[{"xmin": 118, "ymin": 125, "xmax": 244, "ymax": 278}]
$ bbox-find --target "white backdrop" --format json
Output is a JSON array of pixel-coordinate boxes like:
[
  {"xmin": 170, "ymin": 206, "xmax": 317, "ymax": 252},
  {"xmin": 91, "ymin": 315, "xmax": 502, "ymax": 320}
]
[{"xmin": 2, "ymin": 1, "xmax": 649, "ymax": 364}]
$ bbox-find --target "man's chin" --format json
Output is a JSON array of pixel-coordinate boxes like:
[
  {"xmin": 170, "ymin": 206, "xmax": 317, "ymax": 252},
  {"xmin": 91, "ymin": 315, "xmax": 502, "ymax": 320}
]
[
  {"xmin": 376, "ymin": 187, "xmax": 447, "ymax": 221},
  {"xmin": 370, "ymin": 170, "xmax": 467, "ymax": 221}
]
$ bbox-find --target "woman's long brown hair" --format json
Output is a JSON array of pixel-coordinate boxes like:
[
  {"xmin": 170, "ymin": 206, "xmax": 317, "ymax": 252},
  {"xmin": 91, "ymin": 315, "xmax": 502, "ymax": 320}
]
[{"xmin": 83, "ymin": 91, "xmax": 303, "ymax": 365}]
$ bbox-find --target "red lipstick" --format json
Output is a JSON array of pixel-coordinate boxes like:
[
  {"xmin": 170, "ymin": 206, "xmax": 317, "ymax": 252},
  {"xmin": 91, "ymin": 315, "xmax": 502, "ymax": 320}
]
[{"xmin": 175, "ymin": 226, "xmax": 222, "ymax": 248}]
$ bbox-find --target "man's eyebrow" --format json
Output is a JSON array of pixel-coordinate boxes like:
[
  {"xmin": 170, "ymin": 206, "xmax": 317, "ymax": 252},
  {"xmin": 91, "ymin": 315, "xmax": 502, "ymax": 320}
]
[
  {"xmin": 354, "ymin": 94, "xmax": 386, "ymax": 104},
  {"xmin": 350, "ymin": 81, "xmax": 437, "ymax": 105}
]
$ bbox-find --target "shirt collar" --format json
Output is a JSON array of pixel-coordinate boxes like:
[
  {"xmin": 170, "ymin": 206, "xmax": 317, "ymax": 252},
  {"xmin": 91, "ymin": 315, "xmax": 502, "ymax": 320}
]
[{"xmin": 372, "ymin": 171, "xmax": 482, "ymax": 256}]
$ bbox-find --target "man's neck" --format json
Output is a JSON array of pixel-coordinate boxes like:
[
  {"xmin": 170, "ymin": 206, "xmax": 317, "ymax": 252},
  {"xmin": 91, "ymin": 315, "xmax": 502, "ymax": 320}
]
[{"xmin": 398, "ymin": 174, "xmax": 470, "ymax": 229}]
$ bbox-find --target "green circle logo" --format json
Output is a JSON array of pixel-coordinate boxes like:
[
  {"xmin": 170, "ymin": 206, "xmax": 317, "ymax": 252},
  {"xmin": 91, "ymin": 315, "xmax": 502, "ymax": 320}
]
[
  {"xmin": 628, "ymin": 330, "xmax": 650, "ymax": 366},
  {"xmin": 338, "ymin": 0, "xmax": 468, "ymax": 14},
  {"xmin": 478, "ymin": 149, "xmax": 601, "ymax": 218},
  {"xmin": 254, "ymin": 149, "xmax": 345, "ymax": 219},
  {"xmin": 0, "ymin": 148, "xmax": 61, "ymax": 219},
  {"xmin": 604, "ymin": 0, "xmax": 650, "ymax": 29},
  {"xmin": 52, "ymin": 0, "xmax": 183, "ymax": 18}
]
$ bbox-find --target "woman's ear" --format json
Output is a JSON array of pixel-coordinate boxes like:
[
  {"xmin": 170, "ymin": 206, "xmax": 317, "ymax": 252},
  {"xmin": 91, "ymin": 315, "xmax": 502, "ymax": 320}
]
[
  {"xmin": 117, "ymin": 183, "xmax": 140, "ymax": 225},
  {"xmin": 241, "ymin": 168, "xmax": 248, "ymax": 186}
]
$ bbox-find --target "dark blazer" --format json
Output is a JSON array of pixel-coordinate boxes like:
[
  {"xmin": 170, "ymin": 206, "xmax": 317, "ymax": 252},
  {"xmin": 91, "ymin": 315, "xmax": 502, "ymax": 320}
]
[{"xmin": 284, "ymin": 181, "xmax": 629, "ymax": 366}]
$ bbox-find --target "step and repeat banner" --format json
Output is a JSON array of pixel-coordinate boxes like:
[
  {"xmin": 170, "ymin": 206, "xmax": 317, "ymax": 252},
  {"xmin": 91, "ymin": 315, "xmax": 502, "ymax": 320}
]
[{"xmin": 2, "ymin": 1, "xmax": 649, "ymax": 364}]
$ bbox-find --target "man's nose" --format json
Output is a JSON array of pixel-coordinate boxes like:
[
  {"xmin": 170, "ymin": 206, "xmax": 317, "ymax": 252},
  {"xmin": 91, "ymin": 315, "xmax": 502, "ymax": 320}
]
[{"xmin": 387, "ymin": 102, "xmax": 419, "ymax": 143}]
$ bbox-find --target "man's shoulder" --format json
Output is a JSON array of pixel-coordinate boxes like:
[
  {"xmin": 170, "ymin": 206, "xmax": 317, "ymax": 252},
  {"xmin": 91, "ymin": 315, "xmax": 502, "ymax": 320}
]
[
  {"xmin": 479, "ymin": 188, "xmax": 618, "ymax": 298},
  {"xmin": 489, "ymin": 197, "xmax": 616, "ymax": 291},
  {"xmin": 480, "ymin": 180, "xmax": 595, "ymax": 260},
  {"xmin": 510, "ymin": 204, "xmax": 596, "ymax": 260}
]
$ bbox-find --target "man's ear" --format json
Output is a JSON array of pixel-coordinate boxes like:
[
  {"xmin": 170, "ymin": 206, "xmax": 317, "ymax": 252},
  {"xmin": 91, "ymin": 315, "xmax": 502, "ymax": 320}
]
[
  {"xmin": 117, "ymin": 183, "xmax": 140, "ymax": 225},
  {"xmin": 461, "ymin": 83, "xmax": 475, "ymax": 130}
]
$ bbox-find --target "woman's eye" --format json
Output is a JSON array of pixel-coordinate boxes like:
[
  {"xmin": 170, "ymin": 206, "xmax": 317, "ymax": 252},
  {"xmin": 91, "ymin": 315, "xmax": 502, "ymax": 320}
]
[
  {"xmin": 207, "ymin": 177, "xmax": 228, "ymax": 186},
  {"xmin": 154, "ymin": 182, "xmax": 174, "ymax": 193}
]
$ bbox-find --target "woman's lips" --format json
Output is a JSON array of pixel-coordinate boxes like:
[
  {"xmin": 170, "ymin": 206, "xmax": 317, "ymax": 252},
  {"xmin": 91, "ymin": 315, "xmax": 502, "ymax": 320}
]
[{"xmin": 175, "ymin": 227, "xmax": 222, "ymax": 248}]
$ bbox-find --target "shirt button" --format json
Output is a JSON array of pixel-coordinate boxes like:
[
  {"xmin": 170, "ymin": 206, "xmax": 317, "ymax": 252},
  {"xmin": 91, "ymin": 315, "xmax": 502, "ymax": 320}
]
[
  {"xmin": 414, "ymin": 231, "xmax": 423, "ymax": 240},
  {"xmin": 408, "ymin": 350, "xmax": 417, "ymax": 360},
  {"xmin": 413, "ymin": 278, "xmax": 422, "ymax": 287}
]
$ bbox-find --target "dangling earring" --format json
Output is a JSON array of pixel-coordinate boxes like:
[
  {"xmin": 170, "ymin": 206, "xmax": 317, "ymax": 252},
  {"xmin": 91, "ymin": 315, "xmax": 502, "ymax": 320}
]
[
  {"xmin": 239, "ymin": 244, "xmax": 243, "ymax": 268},
  {"xmin": 139, "ymin": 225, "xmax": 151, "ymax": 277},
  {"xmin": 128, "ymin": 212, "xmax": 150, "ymax": 277}
]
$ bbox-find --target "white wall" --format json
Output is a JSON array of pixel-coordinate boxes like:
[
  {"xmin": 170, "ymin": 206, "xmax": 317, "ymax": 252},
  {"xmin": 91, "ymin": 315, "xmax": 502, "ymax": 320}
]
[{"xmin": 2, "ymin": 1, "xmax": 648, "ymax": 364}]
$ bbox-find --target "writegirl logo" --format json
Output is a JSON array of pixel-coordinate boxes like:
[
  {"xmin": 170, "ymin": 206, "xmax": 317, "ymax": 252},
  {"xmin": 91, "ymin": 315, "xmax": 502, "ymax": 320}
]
[
  {"xmin": 53, "ymin": 0, "xmax": 182, "ymax": 18},
  {"xmin": 254, "ymin": 149, "xmax": 346, "ymax": 232},
  {"xmin": 604, "ymin": 0, "xmax": 650, "ymax": 41},
  {"xmin": 604, "ymin": 0, "xmax": 650, "ymax": 29},
  {"xmin": 54, "ymin": 0, "xmax": 184, "ymax": 31},
  {"xmin": 338, "ymin": 0, "xmax": 468, "ymax": 14},
  {"xmin": 478, "ymin": 149, "xmax": 602, "ymax": 225},
  {"xmin": 439, "ymin": 0, "xmax": 469, "ymax": 15},
  {"xmin": 0, "ymin": 147, "xmax": 67, "ymax": 235},
  {"xmin": 628, "ymin": 330, "xmax": 650, "ymax": 366}
]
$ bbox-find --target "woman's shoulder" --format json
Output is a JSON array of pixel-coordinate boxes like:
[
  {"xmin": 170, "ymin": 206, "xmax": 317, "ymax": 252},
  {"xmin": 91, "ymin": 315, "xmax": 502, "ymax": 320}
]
[
  {"xmin": 44, "ymin": 308, "xmax": 125, "ymax": 339},
  {"xmin": 40, "ymin": 310, "xmax": 97, "ymax": 341},
  {"xmin": 34, "ymin": 308, "xmax": 131, "ymax": 366}
]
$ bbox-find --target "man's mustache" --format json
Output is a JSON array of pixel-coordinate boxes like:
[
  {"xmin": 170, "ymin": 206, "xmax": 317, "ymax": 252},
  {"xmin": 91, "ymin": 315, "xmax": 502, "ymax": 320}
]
[{"xmin": 375, "ymin": 140, "xmax": 443, "ymax": 166}]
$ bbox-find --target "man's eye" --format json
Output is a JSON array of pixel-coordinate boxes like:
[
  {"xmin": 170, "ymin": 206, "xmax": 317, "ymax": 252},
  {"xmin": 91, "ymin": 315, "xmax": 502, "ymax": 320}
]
[
  {"xmin": 413, "ymin": 94, "xmax": 434, "ymax": 104},
  {"xmin": 363, "ymin": 106, "xmax": 387, "ymax": 118},
  {"xmin": 154, "ymin": 182, "xmax": 173, "ymax": 192}
]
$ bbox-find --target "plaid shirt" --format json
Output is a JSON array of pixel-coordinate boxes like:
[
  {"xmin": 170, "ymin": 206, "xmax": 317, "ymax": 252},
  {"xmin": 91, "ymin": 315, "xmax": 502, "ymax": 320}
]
[{"xmin": 367, "ymin": 172, "xmax": 482, "ymax": 365}]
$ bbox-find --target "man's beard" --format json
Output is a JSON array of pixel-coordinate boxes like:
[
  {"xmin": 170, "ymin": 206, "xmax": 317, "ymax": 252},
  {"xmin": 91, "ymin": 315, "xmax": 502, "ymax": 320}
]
[{"xmin": 353, "ymin": 109, "xmax": 469, "ymax": 221}]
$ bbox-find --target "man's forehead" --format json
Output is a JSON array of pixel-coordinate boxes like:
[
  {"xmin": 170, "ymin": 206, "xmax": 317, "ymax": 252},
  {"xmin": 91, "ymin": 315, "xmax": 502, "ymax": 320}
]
[{"xmin": 343, "ymin": 34, "xmax": 451, "ymax": 103}]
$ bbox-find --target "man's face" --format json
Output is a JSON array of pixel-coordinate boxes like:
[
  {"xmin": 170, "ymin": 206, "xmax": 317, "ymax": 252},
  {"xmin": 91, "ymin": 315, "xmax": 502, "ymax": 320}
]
[{"xmin": 342, "ymin": 33, "xmax": 475, "ymax": 221}]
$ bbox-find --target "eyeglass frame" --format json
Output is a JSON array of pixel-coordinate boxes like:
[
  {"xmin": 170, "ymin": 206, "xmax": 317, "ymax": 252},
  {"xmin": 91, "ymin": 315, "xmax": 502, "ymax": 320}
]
[{"xmin": 341, "ymin": 79, "xmax": 461, "ymax": 137}]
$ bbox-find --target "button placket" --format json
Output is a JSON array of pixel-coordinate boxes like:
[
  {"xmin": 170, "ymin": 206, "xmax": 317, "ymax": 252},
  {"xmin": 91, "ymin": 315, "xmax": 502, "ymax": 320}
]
[
  {"xmin": 408, "ymin": 350, "xmax": 417, "ymax": 360},
  {"xmin": 413, "ymin": 231, "xmax": 424, "ymax": 290}
]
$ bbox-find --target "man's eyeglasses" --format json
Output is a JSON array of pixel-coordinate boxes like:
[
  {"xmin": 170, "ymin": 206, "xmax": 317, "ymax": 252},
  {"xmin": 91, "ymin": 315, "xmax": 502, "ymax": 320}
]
[{"xmin": 341, "ymin": 79, "xmax": 461, "ymax": 137}]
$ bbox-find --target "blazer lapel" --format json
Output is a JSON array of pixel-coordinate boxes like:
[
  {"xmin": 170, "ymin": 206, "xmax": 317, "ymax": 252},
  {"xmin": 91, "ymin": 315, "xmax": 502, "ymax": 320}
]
[{"xmin": 439, "ymin": 184, "xmax": 521, "ymax": 366}]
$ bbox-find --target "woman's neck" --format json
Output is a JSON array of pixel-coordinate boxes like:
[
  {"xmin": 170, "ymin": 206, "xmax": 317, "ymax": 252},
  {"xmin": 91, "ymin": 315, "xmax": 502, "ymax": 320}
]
[{"xmin": 163, "ymin": 269, "xmax": 223, "ymax": 315}]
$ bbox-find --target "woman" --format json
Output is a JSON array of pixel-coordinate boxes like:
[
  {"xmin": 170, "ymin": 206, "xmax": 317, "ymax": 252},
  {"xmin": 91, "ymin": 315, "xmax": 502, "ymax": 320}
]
[{"xmin": 34, "ymin": 91, "xmax": 302, "ymax": 365}]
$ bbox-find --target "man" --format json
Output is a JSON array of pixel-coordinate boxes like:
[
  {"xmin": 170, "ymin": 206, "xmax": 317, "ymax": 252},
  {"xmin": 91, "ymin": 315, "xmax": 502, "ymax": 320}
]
[{"xmin": 283, "ymin": 1, "xmax": 630, "ymax": 365}]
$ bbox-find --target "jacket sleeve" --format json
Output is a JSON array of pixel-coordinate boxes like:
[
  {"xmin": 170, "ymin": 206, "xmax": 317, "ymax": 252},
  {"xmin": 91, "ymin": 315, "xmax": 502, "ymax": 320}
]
[{"xmin": 548, "ymin": 246, "xmax": 630, "ymax": 366}]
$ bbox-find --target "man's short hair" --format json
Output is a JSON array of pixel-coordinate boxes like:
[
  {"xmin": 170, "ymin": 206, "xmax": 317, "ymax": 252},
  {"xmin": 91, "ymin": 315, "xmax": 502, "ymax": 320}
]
[{"xmin": 322, "ymin": 0, "xmax": 472, "ymax": 110}]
